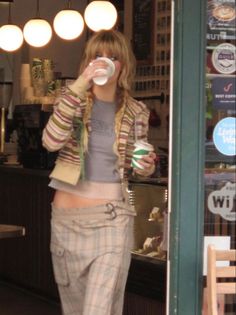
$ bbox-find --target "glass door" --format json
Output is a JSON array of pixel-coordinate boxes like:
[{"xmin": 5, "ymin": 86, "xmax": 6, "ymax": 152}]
[{"xmin": 202, "ymin": 1, "xmax": 236, "ymax": 314}]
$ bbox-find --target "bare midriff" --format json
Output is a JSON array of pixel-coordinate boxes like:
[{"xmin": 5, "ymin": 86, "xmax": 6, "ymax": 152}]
[{"xmin": 53, "ymin": 189, "xmax": 110, "ymax": 208}]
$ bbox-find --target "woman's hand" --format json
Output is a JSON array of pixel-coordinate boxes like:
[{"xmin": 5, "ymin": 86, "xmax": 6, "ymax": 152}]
[
  {"xmin": 134, "ymin": 151, "xmax": 157, "ymax": 176},
  {"xmin": 81, "ymin": 59, "xmax": 110, "ymax": 85},
  {"xmin": 68, "ymin": 59, "xmax": 109, "ymax": 97}
]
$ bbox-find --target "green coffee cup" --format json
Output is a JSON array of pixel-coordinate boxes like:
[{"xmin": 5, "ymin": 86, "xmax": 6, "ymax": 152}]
[{"xmin": 131, "ymin": 140, "xmax": 154, "ymax": 169}]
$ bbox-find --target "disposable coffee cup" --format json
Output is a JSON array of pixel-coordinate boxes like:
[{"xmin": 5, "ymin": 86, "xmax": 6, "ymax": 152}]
[
  {"xmin": 131, "ymin": 140, "xmax": 154, "ymax": 170},
  {"xmin": 92, "ymin": 57, "xmax": 115, "ymax": 86}
]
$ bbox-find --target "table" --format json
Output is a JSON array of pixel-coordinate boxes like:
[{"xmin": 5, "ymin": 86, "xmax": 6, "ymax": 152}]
[{"xmin": 0, "ymin": 224, "xmax": 25, "ymax": 239}]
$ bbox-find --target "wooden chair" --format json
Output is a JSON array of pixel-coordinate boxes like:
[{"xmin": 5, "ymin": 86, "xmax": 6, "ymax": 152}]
[{"xmin": 206, "ymin": 244, "xmax": 236, "ymax": 315}]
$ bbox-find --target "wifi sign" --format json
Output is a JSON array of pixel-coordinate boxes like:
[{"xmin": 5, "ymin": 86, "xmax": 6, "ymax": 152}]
[{"xmin": 207, "ymin": 182, "xmax": 236, "ymax": 221}]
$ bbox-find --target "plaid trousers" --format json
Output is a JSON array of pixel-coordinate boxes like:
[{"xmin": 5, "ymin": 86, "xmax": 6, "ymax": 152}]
[{"xmin": 50, "ymin": 202, "xmax": 135, "ymax": 315}]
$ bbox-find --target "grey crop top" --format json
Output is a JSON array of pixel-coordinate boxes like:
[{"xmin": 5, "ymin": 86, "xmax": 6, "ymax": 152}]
[{"xmin": 84, "ymin": 98, "xmax": 120, "ymax": 182}]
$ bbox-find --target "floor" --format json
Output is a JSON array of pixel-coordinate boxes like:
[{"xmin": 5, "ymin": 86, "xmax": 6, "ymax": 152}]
[
  {"xmin": 0, "ymin": 281, "xmax": 165, "ymax": 315},
  {"xmin": 1, "ymin": 281, "xmax": 235, "ymax": 315},
  {"xmin": 0, "ymin": 282, "xmax": 61, "ymax": 315}
]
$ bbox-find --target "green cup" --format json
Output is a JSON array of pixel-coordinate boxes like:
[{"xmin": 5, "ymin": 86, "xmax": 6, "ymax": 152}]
[{"xmin": 131, "ymin": 140, "xmax": 154, "ymax": 169}]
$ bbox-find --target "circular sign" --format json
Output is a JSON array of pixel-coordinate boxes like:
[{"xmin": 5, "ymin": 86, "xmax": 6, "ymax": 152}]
[
  {"xmin": 213, "ymin": 117, "xmax": 236, "ymax": 156},
  {"xmin": 212, "ymin": 43, "xmax": 236, "ymax": 74}
]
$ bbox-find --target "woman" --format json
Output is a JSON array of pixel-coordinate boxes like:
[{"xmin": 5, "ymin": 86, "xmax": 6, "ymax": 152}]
[{"xmin": 42, "ymin": 29, "xmax": 156, "ymax": 315}]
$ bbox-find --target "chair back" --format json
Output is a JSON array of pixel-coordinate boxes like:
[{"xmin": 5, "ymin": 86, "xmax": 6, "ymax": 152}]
[{"xmin": 207, "ymin": 244, "xmax": 236, "ymax": 315}]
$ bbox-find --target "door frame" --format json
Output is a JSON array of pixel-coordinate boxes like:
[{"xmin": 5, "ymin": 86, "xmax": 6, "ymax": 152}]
[{"xmin": 168, "ymin": 0, "xmax": 206, "ymax": 314}]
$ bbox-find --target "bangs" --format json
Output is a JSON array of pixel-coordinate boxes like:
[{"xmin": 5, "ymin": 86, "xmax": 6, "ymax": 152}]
[{"xmin": 87, "ymin": 33, "xmax": 124, "ymax": 61}]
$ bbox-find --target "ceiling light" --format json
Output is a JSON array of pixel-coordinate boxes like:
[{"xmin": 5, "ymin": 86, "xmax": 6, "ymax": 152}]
[
  {"xmin": 84, "ymin": 1, "xmax": 117, "ymax": 32},
  {"xmin": 0, "ymin": 24, "xmax": 24, "ymax": 52},
  {"xmin": 23, "ymin": 0, "xmax": 52, "ymax": 47},
  {"xmin": 0, "ymin": 3, "xmax": 23, "ymax": 52},
  {"xmin": 23, "ymin": 19, "xmax": 52, "ymax": 47},
  {"xmin": 53, "ymin": 0, "xmax": 84, "ymax": 40}
]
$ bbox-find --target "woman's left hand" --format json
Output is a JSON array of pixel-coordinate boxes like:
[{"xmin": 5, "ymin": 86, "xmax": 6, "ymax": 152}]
[{"xmin": 134, "ymin": 151, "xmax": 157, "ymax": 175}]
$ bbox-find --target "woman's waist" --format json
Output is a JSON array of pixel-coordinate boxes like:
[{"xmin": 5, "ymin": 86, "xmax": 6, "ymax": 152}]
[
  {"xmin": 51, "ymin": 196, "xmax": 136, "ymax": 221},
  {"xmin": 53, "ymin": 190, "xmax": 111, "ymax": 208},
  {"xmin": 50, "ymin": 179, "xmax": 123, "ymax": 204}
]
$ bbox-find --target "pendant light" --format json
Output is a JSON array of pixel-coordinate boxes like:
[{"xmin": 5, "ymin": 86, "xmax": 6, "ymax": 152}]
[
  {"xmin": 0, "ymin": 3, "xmax": 24, "ymax": 52},
  {"xmin": 23, "ymin": 0, "xmax": 52, "ymax": 47},
  {"xmin": 53, "ymin": 0, "xmax": 84, "ymax": 40},
  {"xmin": 84, "ymin": 1, "xmax": 117, "ymax": 32}
]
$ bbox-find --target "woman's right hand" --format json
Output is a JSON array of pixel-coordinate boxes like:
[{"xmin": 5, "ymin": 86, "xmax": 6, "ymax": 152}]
[
  {"xmin": 80, "ymin": 59, "xmax": 109, "ymax": 85},
  {"xmin": 68, "ymin": 59, "xmax": 110, "ymax": 97}
]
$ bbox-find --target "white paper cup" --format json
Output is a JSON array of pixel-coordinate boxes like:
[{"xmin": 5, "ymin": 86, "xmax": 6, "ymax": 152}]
[
  {"xmin": 23, "ymin": 86, "xmax": 34, "ymax": 101},
  {"xmin": 131, "ymin": 140, "xmax": 154, "ymax": 169},
  {"xmin": 20, "ymin": 63, "xmax": 31, "ymax": 81},
  {"xmin": 93, "ymin": 57, "xmax": 115, "ymax": 86}
]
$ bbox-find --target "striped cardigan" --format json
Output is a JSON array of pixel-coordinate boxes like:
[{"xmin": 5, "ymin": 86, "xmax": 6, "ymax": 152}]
[{"xmin": 42, "ymin": 87, "xmax": 151, "ymax": 185}]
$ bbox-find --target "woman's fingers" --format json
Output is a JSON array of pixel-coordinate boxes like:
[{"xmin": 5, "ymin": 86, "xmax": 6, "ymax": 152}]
[
  {"xmin": 81, "ymin": 60, "xmax": 108, "ymax": 82},
  {"xmin": 138, "ymin": 152, "xmax": 156, "ymax": 170}
]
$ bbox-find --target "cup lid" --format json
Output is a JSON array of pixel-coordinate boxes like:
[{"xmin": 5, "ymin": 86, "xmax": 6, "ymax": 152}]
[
  {"xmin": 93, "ymin": 74, "xmax": 109, "ymax": 85},
  {"xmin": 92, "ymin": 57, "xmax": 115, "ymax": 86},
  {"xmin": 134, "ymin": 140, "xmax": 154, "ymax": 151}
]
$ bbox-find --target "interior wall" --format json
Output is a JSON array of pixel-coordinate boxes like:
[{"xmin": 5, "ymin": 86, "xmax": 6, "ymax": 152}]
[
  {"xmin": 0, "ymin": 0, "xmax": 169, "ymax": 151},
  {"xmin": 0, "ymin": 0, "xmax": 88, "ymax": 104}
]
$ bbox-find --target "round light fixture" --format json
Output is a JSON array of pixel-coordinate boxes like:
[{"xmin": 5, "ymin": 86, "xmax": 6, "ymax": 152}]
[
  {"xmin": 53, "ymin": 9, "xmax": 84, "ymax": 40},
  {"xmin": 0, "ymin": 24, "xmax": 24, "ymax": 52},
  {"xmin": 84, "ymin": 1, "xmax": 117, "ymax": 32},
  {"xmin": 23, "ymin": 18, "xmax": 52, "ymax": 47}
]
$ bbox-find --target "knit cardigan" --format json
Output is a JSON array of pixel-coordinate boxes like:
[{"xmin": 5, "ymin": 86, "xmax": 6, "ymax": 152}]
[{"xmin": 42, "ymin": 87, "xmax": 151, "ymax": 186}]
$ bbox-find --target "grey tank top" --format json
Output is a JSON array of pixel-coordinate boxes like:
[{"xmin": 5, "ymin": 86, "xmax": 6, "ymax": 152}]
[{"xmin": 84, "ymin": 98, "xmax": 120, "ymax": 182}]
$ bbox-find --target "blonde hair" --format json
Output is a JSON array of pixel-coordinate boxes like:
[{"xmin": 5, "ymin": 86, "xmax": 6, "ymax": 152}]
[{"xmin": 79, "ymin": 30, "xmax": 136, "ymax": 92}]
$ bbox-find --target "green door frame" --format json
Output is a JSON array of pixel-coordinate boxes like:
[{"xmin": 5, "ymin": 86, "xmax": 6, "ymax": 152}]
[{"xmin": 169, "ymin": 0, "xmax": 206, "ymax": 314}]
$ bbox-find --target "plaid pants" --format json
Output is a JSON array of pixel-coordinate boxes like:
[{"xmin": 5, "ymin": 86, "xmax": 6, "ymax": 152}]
[{"xmin": 50, "ymin": 202, "xmax": 135, "ymax": 315}]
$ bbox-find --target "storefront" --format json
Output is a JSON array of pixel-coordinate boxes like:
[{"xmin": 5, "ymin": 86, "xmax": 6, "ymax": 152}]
[
  {"xmin": 169, "ymin": 1, "xmax": 235, "ymax": 314},
  {"xmin": 0, "ymin": 0, "xmax": 235, "ymax": 314}
]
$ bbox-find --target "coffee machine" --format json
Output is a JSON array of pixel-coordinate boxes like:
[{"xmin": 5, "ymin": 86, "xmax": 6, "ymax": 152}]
[{"xmin": 13, "ymin": 104, "xmax": 57, "ymax": 169}]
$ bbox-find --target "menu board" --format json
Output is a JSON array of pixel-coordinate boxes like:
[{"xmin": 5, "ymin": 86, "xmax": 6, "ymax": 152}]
[{"xmin": 132, "ymin": 0, "xmax": 154, "ymax": 64}]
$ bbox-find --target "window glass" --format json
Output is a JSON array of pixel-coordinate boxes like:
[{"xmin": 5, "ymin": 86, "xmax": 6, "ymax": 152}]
[{"xmin": 202, "ymin": 1, "xmax": 236, "ymax": 313}]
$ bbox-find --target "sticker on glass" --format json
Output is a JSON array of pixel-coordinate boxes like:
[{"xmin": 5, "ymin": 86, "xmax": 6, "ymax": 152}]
[
  {"xmin": 212, "ymin": 43, "xmax": 236, "ymax": 74},
  {"xmin": 208, "ymin": 182, "xmax": 236, "ymax": 221},
  {"xmin": 213, "ymin": 117, "xmax": 236, "ymax": 156}
]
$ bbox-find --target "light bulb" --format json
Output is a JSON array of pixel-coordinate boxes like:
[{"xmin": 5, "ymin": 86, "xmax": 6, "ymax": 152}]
[
  {"xmin": 23, "ymin": 18, "xmax": 52, "ymax": 47},
  {"xmin": 0, "ymin": 24, "xmax": 24, "ymax": 52},
  {"xmin": 84, "ymin": 1, "xmax": 117, "ymax": 32},
  {"xmin": 53, "ymin": 9, "xmax": 84, "ymax": 40}
]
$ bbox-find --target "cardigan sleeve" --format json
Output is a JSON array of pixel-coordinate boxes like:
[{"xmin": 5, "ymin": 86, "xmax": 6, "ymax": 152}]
[
  {"xmin": 133, "ymin": 106, "xmax": 156, "ymax": 177},
  {"xmin": 42, "ymin": 76, "xmax": 88, "ymax": 152},
  {"xmin": 134, "ymin": 105, "xmax": 150, "ymax": 142}
]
